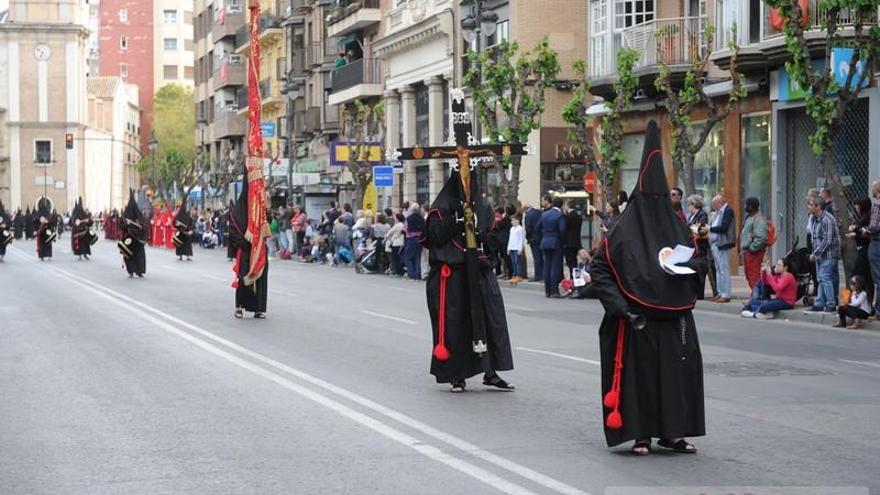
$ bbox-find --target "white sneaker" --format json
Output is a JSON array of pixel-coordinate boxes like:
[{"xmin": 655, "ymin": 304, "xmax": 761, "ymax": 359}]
[
  {"xmin": 755, "ymin": 312, "xmax": 774, "ymax": 320},
  {"xmin": 741, "ymin": 310, "xmax": 755, "ymax": 318}
]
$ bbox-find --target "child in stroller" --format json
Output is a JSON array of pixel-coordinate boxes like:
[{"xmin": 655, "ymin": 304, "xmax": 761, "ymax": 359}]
[{"xmin": 783, "ymin": 237, "xmax": 816, "ymax": 307}]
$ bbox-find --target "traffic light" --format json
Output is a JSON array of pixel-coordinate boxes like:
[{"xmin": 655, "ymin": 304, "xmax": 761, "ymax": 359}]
[{"xmin": 65, "ymin": 133, "xmax": 73, "ymax": 150}]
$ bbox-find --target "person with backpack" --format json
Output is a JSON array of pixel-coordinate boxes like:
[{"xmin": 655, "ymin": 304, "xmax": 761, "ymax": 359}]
[{"xmin": 740, "ymin": 197, "xmax": 769, "ymax": 290}]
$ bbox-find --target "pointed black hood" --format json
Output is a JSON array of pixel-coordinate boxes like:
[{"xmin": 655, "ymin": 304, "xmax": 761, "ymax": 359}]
[
  {"xmin": 37, "ymin": 197, "xmax": 52, "ymax": 221},
  {"xmin": 430, "ymin": 168, "xmax": 493, "ymax": 235},
  {"xmin": 603, "ymin": 120, "xmax": 697, "ymax": 312},
  {"xmin": 231, "ymin": 169, "xmax": 249, "ymax": 233},
  {"xmin": 71, "ymin": 197, "xmax": 86, "ymax": 221},
  {"xmin": 174, "ymin": 196, "xmax": 193, "ymax": 225},
  {"xmin": 123, "ymin": 189, "xmax": 140, "ymax": 221}
]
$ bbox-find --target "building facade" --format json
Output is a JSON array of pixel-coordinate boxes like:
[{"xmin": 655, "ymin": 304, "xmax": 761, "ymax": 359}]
[
  {"xmin": 0, "ymin": 0, "xmax": 91, "ymax": 211},
  {"xmin": 86, "ymin": 76, "xmax": 141, "ymax": 210},
  {"xmin": 154, "ymin": 0, "xmax": 196, "ymax": 91},
  {"xmin": 97, "ymin": 0, "xmax": 155, "ymax": 152}
]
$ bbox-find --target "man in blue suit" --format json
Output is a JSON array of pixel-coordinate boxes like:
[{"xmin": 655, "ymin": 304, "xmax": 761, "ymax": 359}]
[
  {"xmin": 540, "ymin": 195, "xmax": 566, "ymax": 297},
  {"xmin": 524, "ymin": 202, "xmax": 544, "ymax": 282}
]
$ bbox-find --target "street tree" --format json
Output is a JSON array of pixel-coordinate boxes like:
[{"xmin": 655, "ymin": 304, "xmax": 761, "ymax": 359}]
[
  {"xmin": 763, "ymin": 0, "xmax": 880, "ymax": 274},
  {"xmin": 561, "ymin": 50, "xmax": 639, "ymax": 207},
  {"xmin": 655, "ymin": 25, "xmax": 746, "ymax": 198},
  {"xmin": 138, "ymin": 84, "xmax": 205, "ymax": 203},
  {"xmin": 340, "ymin": 99, "xmax": 385, "ymax": 209},
  {"xmin": 464, "ymin": 37, "xmax": 560, "ymax": 205}
]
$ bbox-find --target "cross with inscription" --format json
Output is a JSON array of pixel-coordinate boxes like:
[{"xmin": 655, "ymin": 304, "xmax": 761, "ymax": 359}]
[{"xmin": 389, "ymin": 88, "xmax": 529, "ymax": 355}]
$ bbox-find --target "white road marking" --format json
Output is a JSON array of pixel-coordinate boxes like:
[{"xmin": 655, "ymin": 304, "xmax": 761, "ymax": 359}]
[
  {"xmin": 25, "ymin": 252, "xmax": 588, "ymax": 495},
  {"xmin": 202, "ymin": 274, "xmax": 228, "ymax": 283},
  {"xmin": 840, "ymin": 359, "xmax": 880, "ymax": 369},
  {"xmin": 361, "ymin": 310, "xmax": 420, "ymax": 325},
  {"xmin": 516, "ymin": 347, "xmax": 601, "ymax": 366},
  {"xmin": 509, "ymin": 307, "xmax": 536, "ymax": 312},
  {"xmin": 38, "ymin": 265, "xmax": 538, "ymax": 495},
  {"xmin": 270, "ymin": 289, "xmax": 299, "ymax": 298}
]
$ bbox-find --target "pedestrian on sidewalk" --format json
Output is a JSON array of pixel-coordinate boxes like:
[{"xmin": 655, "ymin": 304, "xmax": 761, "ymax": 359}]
[
  {"xmin": 741, "ymin": 259, "xmax": 796, "ymax": 319},
  {"xmin": 687, "ymin": 195, "xmax": 711, "ymax": 299},
  {"xmin": 709, "ymin": 194, "xmax": 736, "ymax": 302},
  {"xmin": 834, "ymin": 275, "xmax": 872, "ymax": 329},
  {"xmin": 589, "ymin": 121, "xmax": 704, "ymax": 456},
  {"xmin": 864, "ymin": 181, "xmax": 880, "ymax": 317},
  {"xmin": 540, "ymin": 195, "xmax": 566, "ymax": 298},
  {"xmin": 847, "ymin": 198, "xmax": 874, "ymax": 304},
  {"xmin": 403, "ymin": 204, "xmax": 424, "ymax": 280},
  {"xmin": 563, "ymin": 201, "xmax": 583, "ymax": 279},
  {"xmin": 740, "ymin": 197, "xmax": 768, "ymax": 290},
  {"xmin": 386, "ymin": 212, "xmax": 406, "ymax": 276},
  {"xmin": 671, "ymin": 187, "xmax": 686, "ymax": 223},
  {"xmin": 524, "ymin": 203, "xmax": 543, "ymax": 282},
  {"xmin": 805, "ymin": 196, "xmax": 840, "ymax": 314},
  {"xmin": 507, "ymin": 214, "xmax": 526, "ymax": 282}
]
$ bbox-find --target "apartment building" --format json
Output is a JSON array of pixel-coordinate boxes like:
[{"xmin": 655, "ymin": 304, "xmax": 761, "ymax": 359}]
[
  {"xmin": 584, "ymin": 0, "xmax": 880, "ymax": 256},
  {"xmin": 193, "ymin": 0, "xmax": 248, "ymax": 197},
  {"xmin": 154, "ymin": 0, "xmax": 196, "ymax": 90},
  {"xmin": 282, "ymin": 0, "xmax": 341, "ymax": 214}
]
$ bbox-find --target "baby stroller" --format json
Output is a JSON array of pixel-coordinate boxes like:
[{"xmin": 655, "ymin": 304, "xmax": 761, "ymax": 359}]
[
  {"xmin": 355, "ymin": 245, "xmax": 380, "ymax": 274},
  {"xmin": 783, "ymin": 236, "xmax": 816, "ymax": 307}
]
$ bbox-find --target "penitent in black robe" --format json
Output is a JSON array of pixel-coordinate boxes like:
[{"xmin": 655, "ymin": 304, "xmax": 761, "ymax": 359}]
[
  {"xmin": 0, "ymin": 203, "xmax": 11, "ymax": 257},
  {"xmin": 173, "ymin": 205, "xmax": 194, "ymax": 258},
  {"xmin": 420, "ymin": 171, "xmax": 513, "ymax": 384},
  {"xmin": 120, "ymin": 191, "xmax": 146, "ymax": 276},
  {"xmin": 70, "ymin": 198, "xmax": 94, "ymax": 257},
  {"xmin": 229, "ymin": 217, "xmax": 268, "ymax": 313},
  {"xmin": 592, "ymin": 120, "xmax": 705, "ymax": 448}
]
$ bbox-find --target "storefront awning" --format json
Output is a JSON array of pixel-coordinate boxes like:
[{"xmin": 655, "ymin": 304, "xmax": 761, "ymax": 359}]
[{"xmin": 703, "ymin": 77, "xmax": 761, "ymax": 98}]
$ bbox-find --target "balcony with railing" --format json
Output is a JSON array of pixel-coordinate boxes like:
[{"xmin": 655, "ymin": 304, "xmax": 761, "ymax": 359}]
[
  {"xmin": 326, "ymin": 0, "xmax": 381, "ymax": 38},
  {"xmin": 234, "ymin": 24, "xmax": 250, "ymax": 54},
  {"xmin": 328, "ymin": 58, "xmax": 383, "ymax": 106},
  {"xmin": 212, "ymin": 7, "xmax": 246, "ymax": 40},
  {"xmin": 213, "ymin": 54, "xmax": 246, "ymax": 89},
  {"xmin": 588, "ymin": 16, "xmax": 707, "ymax": 98},
  {"xmin": 259, "ymin": 12, "xmax": 284, "ymax": 45},
  {"xmin": 214, "ymin": 107, "xmax": 246, "ymax": 139},
  {"xmin": 259, "ymin": 78, "xmax": 284, "ymax": 111}
]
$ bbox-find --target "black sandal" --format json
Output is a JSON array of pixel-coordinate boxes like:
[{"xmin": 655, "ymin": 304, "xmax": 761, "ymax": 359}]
[
  {"xmin": 631, "ymin": 439, "xmax": 651, "ymax": 456},
  {"xmin": 450, "ymin": 380, "xmax": 466, "ymax": 393},
  {"xmin": 483, "ymin": 373, "xmax": 516, "ymax": 391},
  {"xmin": 657, "ymin": 438, "xmax": 697, "ymax": 454},
  {"xmin": 234, "ymin": 308, "xmax": 243, "ymax": 319}
]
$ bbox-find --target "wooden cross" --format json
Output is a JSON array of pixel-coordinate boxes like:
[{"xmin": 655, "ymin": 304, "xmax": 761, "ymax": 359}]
[{"xmin": 390, "ymin": 88, "xmax": 529, "ymax": 355}]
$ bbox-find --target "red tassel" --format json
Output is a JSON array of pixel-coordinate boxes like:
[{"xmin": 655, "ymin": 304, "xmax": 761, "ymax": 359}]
[
  {"xmin": 606, "ymin": 410, "xmax": 623, "ymax": 430},
  {"xmin": 603, "ymin": 390, "xmax": 619, "ymax": 409},
  {"xmin": 434, "ymin": 264, "xmax": 453, "ymax": 361}
]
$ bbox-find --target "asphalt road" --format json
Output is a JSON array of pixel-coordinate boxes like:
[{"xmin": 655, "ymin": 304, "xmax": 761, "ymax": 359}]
[{"xmin": 1, "ymin": 239, "xmax": 878, "ymax": 495}]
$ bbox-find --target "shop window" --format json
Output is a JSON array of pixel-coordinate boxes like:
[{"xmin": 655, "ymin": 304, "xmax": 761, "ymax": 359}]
[
  {"xmin": 741, "ymin": 113, "xmax": 771, "ymax": 218},
  {"xmin": 690, "ymin": 123, "xmax": 725, "ymax": 203},
  {"xmin": 618, "ymin": 133, "xmax": 645, "ymax": 194}
]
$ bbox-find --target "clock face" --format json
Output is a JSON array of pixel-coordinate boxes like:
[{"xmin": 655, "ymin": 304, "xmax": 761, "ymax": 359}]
[{"xmin": 34, "ymin": 44, "xmax": 51, "ymax": 61}]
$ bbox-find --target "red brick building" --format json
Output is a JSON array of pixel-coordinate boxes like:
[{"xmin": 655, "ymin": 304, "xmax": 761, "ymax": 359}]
[{"xmin": 98, "ymin": 0, "xmax": 154, "ymax": 152}]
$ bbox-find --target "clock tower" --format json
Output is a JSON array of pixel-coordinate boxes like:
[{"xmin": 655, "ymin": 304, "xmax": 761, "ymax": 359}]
[{"xmin": 0, "ymin": 0, "xmax": 90, "ymax": 211}]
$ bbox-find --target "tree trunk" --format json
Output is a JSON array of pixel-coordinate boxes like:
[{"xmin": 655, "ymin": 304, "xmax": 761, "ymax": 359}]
[
  {"xmin": 505, "ymin": 156, "xmax": 523, "ymax": 207},
  {"xmin": 821, "ymin": 147, "xmax": 856, "ymax": 281},
  {"xmin": 681, "ymin": 154, "xmax": 697, "ymax": 198}
]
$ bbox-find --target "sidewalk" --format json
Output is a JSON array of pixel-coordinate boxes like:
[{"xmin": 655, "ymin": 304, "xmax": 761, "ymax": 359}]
[{"xmin": 508, "ymin": 273, "xmax": 879, "ymax": 331}]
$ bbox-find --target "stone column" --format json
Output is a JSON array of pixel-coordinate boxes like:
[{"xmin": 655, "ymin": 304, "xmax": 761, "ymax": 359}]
[
  {"xmin": 400, "ymin": 86, "xmax": 417, "ymax": 204},
  {"xmin": 384, "ymin": 89, "xmax": 401, "ymax": 208},
  {"xmin": 426, "ymin": 76, "xmax": 446, "ymax": 199}
]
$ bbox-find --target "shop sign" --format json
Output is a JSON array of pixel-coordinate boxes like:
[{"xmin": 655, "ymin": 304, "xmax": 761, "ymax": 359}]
[{"xmin": 775, "ymin": 48, "xmax": 868, "ymax": 102}]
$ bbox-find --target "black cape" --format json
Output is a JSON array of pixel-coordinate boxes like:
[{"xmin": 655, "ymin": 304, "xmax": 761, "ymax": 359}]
[
  {"xmin": 24, "ymin": 208, "xmax": 34, "ymax": 240},
  {"xmin": 225, "ymin": 200, "xmax": 236, "ymax": 260},
  {"xmin": 591, "ymin": 120, "xmax": 705, "ymax": 447},
  {"xmin": 13, "ymin": 209, "xmax": 24, "ymax": 240},
  {"xmin": 173, "ymin": 199, "xmax": 195, "ymax": 257},
  {"xmin": 420, "ymin": 169, "xmax": 513, "ymax": 384},
  {"xmin": 229, "ymin": 172, "xmax": 268, "ymax": 313},
  {"xmin": 120, "ymin": 190, "xmax": 146, "ymax": 276},
  {"xmin": 35, "ymin": 198, "xmax": 55, "ymax": 259},
  {"xmin": 0, "ymin": 201, "xmax": 11, "ymax": 256},
  {"xmin": 70, "ymin": 197, "xmax": 94, "ymax": 256}
]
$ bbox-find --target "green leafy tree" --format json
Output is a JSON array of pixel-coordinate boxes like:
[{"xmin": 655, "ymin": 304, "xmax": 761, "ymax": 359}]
[
  {"xmin": 597, "ymin": 48, "xmax": 640, "ymax": 201},
  {"xmin": 655, "ymin": 25, "xmax": 746, "ymax": 197},
  {"xmin": 764, "ymin": 0, "xmax": 879, "ymax": 274},
  {"xmin": 463, "ymin": 37, "xmax": 561, "ymax": 205},
  {"xmin": 138, "ymin": 84, "xmax": 203, "ymax": 202},
  {"xmin": 340, "ymin": 99, "xmax": 385, "ymax": 209},
  {"xmin": 561, "ymin": 60, "xmax": 600, "ymax": 196}
]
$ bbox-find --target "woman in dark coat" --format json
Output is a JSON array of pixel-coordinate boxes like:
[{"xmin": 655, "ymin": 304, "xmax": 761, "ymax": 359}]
[{"xmin": 849, "ymin": 198, "xmax": 874, "ymax": 304}]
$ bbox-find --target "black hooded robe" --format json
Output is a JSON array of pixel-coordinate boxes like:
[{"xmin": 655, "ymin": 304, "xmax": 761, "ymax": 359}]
[
  {"xmin": 420, "ymin": 172, "xmax": 514, "ymax": 384},
  {"xmin": 13, "ymin": 210, "xmax": 24, "ymax": 240},
  {"xmin": 591, "ymin": 121, "xmax": 705, "ymax": 448},
  {"xmin": 0, "ymin": 203, "xmax": 11, "ymax": 257},
  {"xmin": 24, "ymin": 208, "xmax": 34, "ymax": 240},
  {"xmin": 229, "ymin": 173, "xmax": 268, "ymax": 314},
  {"xmin": 70, "ymin": 198, "xmax": 94, "ymax": 257},
  {"xmin": 36, "ymin": 200, "xmax": 55, "ymax": 260},
  {"xmin": 120, "ymin": 192, "xmax": 146, "ymax": 276},
  {"xmin": 173, "ymin": 202, "xmax": 195, "ymax": 257},
  {"xmin": 226, "ymin": 201, "xmax": 236, "ymax": 260}
]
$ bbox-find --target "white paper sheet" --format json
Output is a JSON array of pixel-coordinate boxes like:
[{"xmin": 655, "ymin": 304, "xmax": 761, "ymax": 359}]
[{"xmin": 659, "ymin": 244, "xmax": 696, "ymax": 275}]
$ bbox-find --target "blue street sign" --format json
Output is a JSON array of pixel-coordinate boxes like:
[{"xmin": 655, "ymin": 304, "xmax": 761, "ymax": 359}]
[
  {"xmin": 261, "ymin": 121, "xmax": 276, "ymax": 137},
  {"xmin": 373, "ymin": 166, "xmax": 394, "ymax": 187}
]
